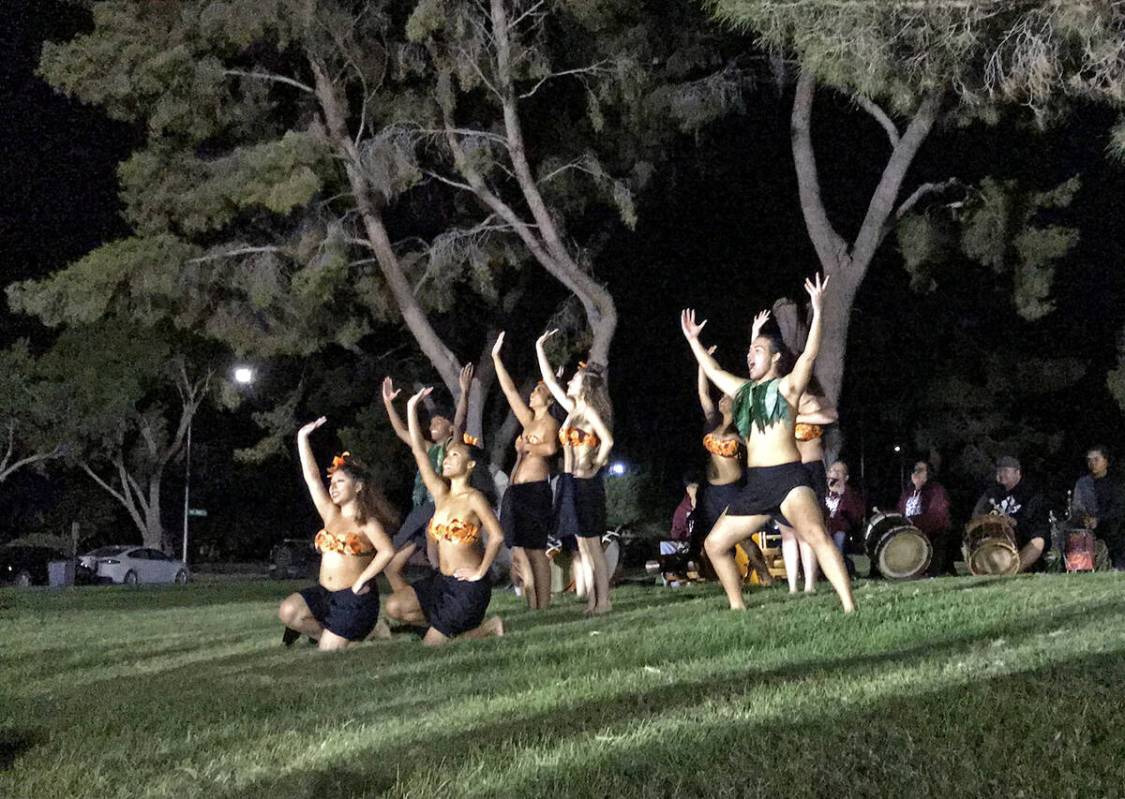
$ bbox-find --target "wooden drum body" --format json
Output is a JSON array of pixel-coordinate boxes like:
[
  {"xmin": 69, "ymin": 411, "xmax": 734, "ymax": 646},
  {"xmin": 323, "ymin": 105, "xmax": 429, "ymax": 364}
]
[
  {"xmin": 864, "ymin": 511, "xmax": 932, "ymax": 580},
  {"xmin": 963, "ymin": 515, "xmax": 1019, "ymax": 576}
]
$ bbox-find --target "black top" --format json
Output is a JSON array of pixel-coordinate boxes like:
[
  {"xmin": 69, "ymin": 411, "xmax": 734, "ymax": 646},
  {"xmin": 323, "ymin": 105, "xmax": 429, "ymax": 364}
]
[{"xmin": 972, "ymin": 478, "xmax": 1049, "ymax": 548}]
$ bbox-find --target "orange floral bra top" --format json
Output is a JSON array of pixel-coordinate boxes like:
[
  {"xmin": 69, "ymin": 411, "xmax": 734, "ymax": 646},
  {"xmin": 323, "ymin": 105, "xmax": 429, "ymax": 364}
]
[
  {"xmin": 559, "ymin": 426, "xmax": 600, "ymax": 449},
  {"xmin": 428, "ymin": 517, "xmax": 481, "ymax": 545},
  {"xmin": 703, "ymin": 433, "xmax": 743, "ymax": 459},
  {"xmin": 794, "ymin": 423, "xmax": 824, "ymax": 442},
  {"xmin": 314, "ymin": 529, "xmax": 374, "ymax": 557}
]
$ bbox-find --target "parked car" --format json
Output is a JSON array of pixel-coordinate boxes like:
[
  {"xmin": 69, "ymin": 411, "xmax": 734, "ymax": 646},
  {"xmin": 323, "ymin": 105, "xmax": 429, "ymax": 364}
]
[
  {"xmin": 79, "ymin": 546, "xmax": 190, "ymax": 585},
  {"xmin": 0, "ymin": 545, "xmax": 66, "ymax": 587},
  {"xmin": 269, "ymin": 538, "xmax": 319, "ymax": 580}
]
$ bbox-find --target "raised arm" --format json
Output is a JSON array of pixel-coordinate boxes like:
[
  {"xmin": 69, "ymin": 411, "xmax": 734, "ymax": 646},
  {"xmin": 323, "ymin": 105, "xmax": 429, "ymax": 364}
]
[
  {"xmin": 750, "ymin": 309, "xmax": 770, "ymax": 343},
  {"xmin": 680, "ymin": 309, "xmax": 747, "ymax": 398},
  {"xmin": 406, "ymin": 387, "xmax": 448, "ymax": 500},
  {"xmin": 782, "ymin": 274, "xmax": 829, "ymax": 403},
  {"xmin": 461, "ymin": 493, "xmax": 505, "ymax": 581},
  {"xmin": 381, "ymin": 377, "xmax": 411, "ymax": 446},
  {"xmin": 296, "ymin": 417, "xmax": 335, "ymax": 521},
  {"xmin": 697, "ymin": 345, "xmax": 718, "ymax": 421},
  {"xmin": 452, "ymin": 364, "xmax": 473, "ymax": 438},
  {"xmin": 535, "ymin": 329, "xmax": 574, "ymax": 413},
  {"xmin": 797, "ymin": 392, "xmax": 839, "ymax": 425},
  {"xmin": 350, "ymin": 521, "xmax": 396, "ymax": 595},
  {"xmin": 492, "ymin": 332, "xmax": 534, "ymax": 427}
]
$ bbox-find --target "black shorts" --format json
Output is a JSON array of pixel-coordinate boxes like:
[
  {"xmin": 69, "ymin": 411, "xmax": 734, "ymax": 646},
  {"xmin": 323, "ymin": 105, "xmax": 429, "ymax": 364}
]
[
  {"xmin": 804, "ymin": 460, "xmax": 828, "ymax": 504},
  {"xmin": 554, "ymin": 472, "xmax": 606, "ymax": 539},
  {"xmin": 726, "ymin": 461, "xmax": 815, "ymax": 527},
  {"xmin": 392, "ymin": 501, "xmax": 435, "ymax": 550},
  {"xmin": 411, "ymin": 572, "xmax": 492, "ymax": 638},
  {"xmin": 697, "ymin": 481, "xmax": 744, "ymax": 540},
  {"xmin": 501, "ymin": 480, "xmax": 553, "ymax": 550},
  {"xmin": 298, "ymin": 584, "xmax": 381, "ymax": 641}
]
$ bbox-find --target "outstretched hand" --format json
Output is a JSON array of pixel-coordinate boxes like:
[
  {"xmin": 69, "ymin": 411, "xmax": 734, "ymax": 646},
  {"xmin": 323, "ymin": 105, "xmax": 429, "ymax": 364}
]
[
  {"xmin": 381, "ymin": 376, "xmax": 400, "ymax": 403},
  {"xmin": 458, "ymin": 363, "xmax": 474, "ymax": 393},
  {"xmin": 804, "ymin": 273, "xmax": 831, "ymax": 311},
  {"xmin": 492, "ymin": 331, "xmax": 506, "ymax": 358},
  {"xmin": 680, "ymin": 309, "xmax": 707, "ymax": 341},
  {"xmin": 536, "ymin": 328, "xmax": 558, "ymax": 348},
  {"xmin": 298, "ymin": 417, "xmax": 327, "ymax": 438},
  {"xmin": 407, "ymin": 386, "xmax": 433, "ymax": 410},
  {"xmin": 751, "ymin": 309, "xmax": 771, "ymax": 340},
  {"xmin": 707, "ymin": 345, "xmax": 717, "ymax": 356}
]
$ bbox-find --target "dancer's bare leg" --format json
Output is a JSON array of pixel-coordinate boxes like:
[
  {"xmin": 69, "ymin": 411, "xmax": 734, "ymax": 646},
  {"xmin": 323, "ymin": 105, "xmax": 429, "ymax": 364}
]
[
  {"xmin": 577, "ymin": 536, "xmax": 611, "ymax": 614},
  {"xmin": 800, "ymin": 540, "xmax": 819, "ymax": 592},
  {"xmin": 384, "ymin": 588, "xmax": 427, "ymax": 627},
  {"xmin": 318, "ymin": 629, "xmax": 352, "ymax": 652},
  {"xmin": 462, "ymin": 616, "xmax": 505, "ymax": 639},
  {"xmin": 385, "ymin": 543, "xmax": 417, "ymax": 594},
  {"xmin": 278, "ymin": 593, "xmax": 323, "ymax": 639},
  {"xmin": 781, "ymin": 488, "xmax": 855, "ymax": 613},
  {"xmin": 512, "ymin": 548, "xmax": 535, "ymax": 607},
  {"xmin": 527, "ymin": 549, "xmax": 552, "ymax": 609},
  {"xmin": 572, "ymin": 548, "xmax": 590, "ymax": 599},
  {"xmin": 781, "ymin": 526, "xmax": 800, "ymax": 593},
  {"xmin": 704, "ymin": 513, "xmax": 771, "ymax": 610}
]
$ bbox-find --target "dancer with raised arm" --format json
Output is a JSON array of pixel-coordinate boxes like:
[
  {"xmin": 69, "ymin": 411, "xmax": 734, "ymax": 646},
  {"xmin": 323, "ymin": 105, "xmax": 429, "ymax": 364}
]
[
  {"xmin": 382, "ymin": 388, "xmax": 504, "ymax": 645},
  {"xmin": 381, "ymin": 366, "xmax": 472, "ymax": 592},
  {"xmin": 536, "ymin": 332, "xmax": 615, "ymax": 615},
  {"xmin": 278, "ymin": 419, "xmax": 398, "ymax": 650},
  {"xmin": 492, "ymin": 332, "xmax": 560, "ymax": 609},
  {"xmin": 680, "ymin": 274, "xmax": 856, "ymax": 613},
  {"xmin": 695, "ymin": 346, "xmax": 773, "ymax": 582},
  {"xmin": 749, "ymin": 310, "xmax": 839, "ymax": 594}
]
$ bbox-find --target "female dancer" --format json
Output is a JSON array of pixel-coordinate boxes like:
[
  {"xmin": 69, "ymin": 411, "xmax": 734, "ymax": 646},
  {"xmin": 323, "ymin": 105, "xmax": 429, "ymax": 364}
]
[
  {"xmin": 381, "ymin": 366, "xmax": 471, "ymax": 593},
  {"xmin": 680, "ymin": 274, "xmax": 856, "ymax": 612},
  {"xmin": 749, "ymin": 310, "xmax": 839, "ymax": 593},
  {"xmin": 382, "ymin": 388, "xmax": 505, "ymax": 645},
  {"xmin": 492, "ymin": 332, "xmax": 560, "ymax": 609},
  {"xmin": 694, "ymin": 346, "xmax": 772, "ymax": 582},
  {"xmin": 536, "ymin": 332, "xmax": 615, "ymax": 614},
  {"xmin": 278, "ymin": 418, "xmax": 398, "ymax": 650}
]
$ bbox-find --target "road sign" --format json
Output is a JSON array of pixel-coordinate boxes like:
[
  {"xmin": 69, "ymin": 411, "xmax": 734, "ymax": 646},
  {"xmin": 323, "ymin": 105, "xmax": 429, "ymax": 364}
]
[{"xmin": 187, "ymin": 508, "xmax": 208, "ymax": 518}]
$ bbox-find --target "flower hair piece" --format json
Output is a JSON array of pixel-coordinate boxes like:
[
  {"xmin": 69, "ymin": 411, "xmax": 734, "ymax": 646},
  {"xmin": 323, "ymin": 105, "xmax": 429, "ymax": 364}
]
[
  {"xmin": 327, "ymin": 451, "xmax": 351, "ymax": 476},
  {"xmin": 462, "ymin": 433, "xmax": 481, "ymax": 448},
  {"xmin": 577, "ymin": 360, "xmax": 588, "ymax": 370}
]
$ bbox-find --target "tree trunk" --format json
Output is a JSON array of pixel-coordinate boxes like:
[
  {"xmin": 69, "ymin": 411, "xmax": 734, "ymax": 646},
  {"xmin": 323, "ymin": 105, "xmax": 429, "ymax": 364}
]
[
  {"xmin": 789, "ymin": 70, "xmax": 941, "ymax": 406},
  {"xmin": 145, "ymin": 472, "xmax": 166, "ymax": 551}
]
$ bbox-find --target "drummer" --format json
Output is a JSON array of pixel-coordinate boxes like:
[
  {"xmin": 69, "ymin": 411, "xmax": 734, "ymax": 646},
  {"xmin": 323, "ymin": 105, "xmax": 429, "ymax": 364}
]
[
  {"xmin": 971, "ymin": 456, "xmax": 1049, "ymax": 572},
  {"xmin": 895, "ymin": 460, "xmax": 955, "ymax": 577}
]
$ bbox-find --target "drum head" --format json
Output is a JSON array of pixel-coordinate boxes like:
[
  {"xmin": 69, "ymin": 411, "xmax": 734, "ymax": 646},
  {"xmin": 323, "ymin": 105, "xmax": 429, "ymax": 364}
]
[
  {"xmin": 967, "ymin": 540, "xmax": 1019, "ymax": 576},
  {"xmin": 877, "ymin": 529, "xmax": 932, "ymax": 579}
]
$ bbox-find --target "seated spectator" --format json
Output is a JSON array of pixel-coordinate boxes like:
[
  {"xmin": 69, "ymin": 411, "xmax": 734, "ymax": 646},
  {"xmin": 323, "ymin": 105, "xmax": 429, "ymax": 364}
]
[
  {"xmin": 669, "ymin": 479, "xmax": 699, "ymax": 542},
  {"xmin": 1071, "ymin": 445, "xmax": 1125, "ymax": 570},
  {"xmin": 896, "ymin": 460, "xmax": 955, "ymax": 576},
  {"xmin": 971, "ymin": 456, "xmax": 1049, "ymax": 572},
  {"xmin": 824, "ymin": 460, "xmax": 865, "ymax": 556}
]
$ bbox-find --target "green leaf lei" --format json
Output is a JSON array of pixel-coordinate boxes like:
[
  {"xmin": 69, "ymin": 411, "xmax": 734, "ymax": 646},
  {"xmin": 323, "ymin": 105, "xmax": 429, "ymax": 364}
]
[{"xmin": 733, "ymin": 378, "xmax": 788, "ymax": 438}]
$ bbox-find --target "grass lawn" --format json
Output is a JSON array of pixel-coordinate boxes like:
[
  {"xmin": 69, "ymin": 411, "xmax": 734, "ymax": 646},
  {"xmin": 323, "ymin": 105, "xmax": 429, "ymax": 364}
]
[{"xmin": 2, "ymin": 573, "xmax": 1124, "ymax": 798}]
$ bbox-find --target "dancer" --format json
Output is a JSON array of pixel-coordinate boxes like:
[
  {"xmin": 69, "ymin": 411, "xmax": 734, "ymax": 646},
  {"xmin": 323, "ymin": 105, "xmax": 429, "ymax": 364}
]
[
  {"xmin": 278, "ymin": 419, "xmax": 398, "ymax": 650},
  {"xmin": 536, "ymin": 331, "xmax": 615, "ymax": 614},
  {"xmin": 381, "ymin": 366, "xmax": 471, "ymax": 593},
  {"xmin": 680, "ymin": 274, "xmax": 856, "ymax": 612},
  {"xmin": 382, "ymin": 388, "xmax": 504, "ymax": 644},
  {"xmin": 492, "ymin": 332, "xmax": 560, "ymax": 609},
  {"xmin": 749, "ymin": 310, "xmax": 838, "ymax": 593}
]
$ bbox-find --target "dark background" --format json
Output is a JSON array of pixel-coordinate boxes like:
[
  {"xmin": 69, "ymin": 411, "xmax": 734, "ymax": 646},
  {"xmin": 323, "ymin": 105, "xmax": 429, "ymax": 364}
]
[{"xmin": 3, "ymin": 2, "xmax": 1124, "ymax": 556}]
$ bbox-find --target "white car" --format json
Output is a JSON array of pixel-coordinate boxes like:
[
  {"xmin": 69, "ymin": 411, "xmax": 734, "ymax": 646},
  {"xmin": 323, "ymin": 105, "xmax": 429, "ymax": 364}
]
[{"xmin": 80, "ymin": 546, "xmax": 191, "ymax": 585}]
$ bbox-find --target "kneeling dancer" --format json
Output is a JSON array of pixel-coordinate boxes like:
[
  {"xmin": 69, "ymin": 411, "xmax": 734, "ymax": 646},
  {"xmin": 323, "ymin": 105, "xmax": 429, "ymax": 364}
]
[
  {"xmin": 680, "ymin": 273, "xmax": 856, "ymax": 612},
  {"xmin": 278, "ymin": 418, "xmax": 398, "ymax": 650},
  {"xmin": 383, "ymin": 387, "xmax": 505, "ymax": 645}
]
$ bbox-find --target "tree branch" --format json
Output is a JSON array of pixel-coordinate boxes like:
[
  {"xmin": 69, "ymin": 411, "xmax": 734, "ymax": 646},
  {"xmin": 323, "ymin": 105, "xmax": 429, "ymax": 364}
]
[
  {"xmin": 223, "ymin": 69, "xmax": 315, "ymax": 95},
  {"xmin": 187, "ymin": 246, "xmax": 287, "ymax": 264},
  {"xmin": 791, "ymin": 70, "xmax": 850, "ymax": 273},
  {"xmin": 854, "ymin": 94, "xmax": 901, "ymax": 147},
  {"xmin": 519, "ymin": 61, "xmax": 613, "ymax": 100},
  {"xmin": 894, "ymin": 178, "xmax": 962, "ymax": 221}
]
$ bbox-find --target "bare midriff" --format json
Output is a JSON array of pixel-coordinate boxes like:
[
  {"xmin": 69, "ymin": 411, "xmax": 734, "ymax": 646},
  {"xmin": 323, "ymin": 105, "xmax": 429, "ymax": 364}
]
[
  {"xmin": 744, "ymin": 410, "xmax": 802, "ymax": 468},
  {"xmin": 318, "ymin": 550, "xmax": 373, "ymax": 591},
  {"xmin": 705, "ymin": 431, "xmax": 744, "ymax": 485},
  {"xmin": 511, "ymin": 416, "xmax": 557, "ymax": 485}
]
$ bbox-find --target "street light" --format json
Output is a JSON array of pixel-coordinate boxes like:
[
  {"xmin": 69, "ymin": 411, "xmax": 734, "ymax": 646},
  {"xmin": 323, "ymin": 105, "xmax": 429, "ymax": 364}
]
[
  {"xmin": 234, "ymin": 366, "xmax": 254, "ymax": 385},
  {"xmin": 609, "ymin": 461, "xmax": 626, "ymax": 476},
  {"xmin": 894, "ymin": 445, "xmax": 905, "ymax": 489}
]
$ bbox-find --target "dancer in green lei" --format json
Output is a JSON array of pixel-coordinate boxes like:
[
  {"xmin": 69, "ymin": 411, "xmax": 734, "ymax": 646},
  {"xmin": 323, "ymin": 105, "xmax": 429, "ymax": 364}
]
[{"xmin": 680, "ymin": 274, "xmax": 856, "ymax": 613}]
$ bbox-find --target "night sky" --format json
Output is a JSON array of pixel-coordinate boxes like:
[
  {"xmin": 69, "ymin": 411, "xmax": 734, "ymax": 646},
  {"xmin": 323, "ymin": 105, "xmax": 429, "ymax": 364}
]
[{"xmin": 4, "ymin": 2, "xmax": 1125, "ymax": 553}]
